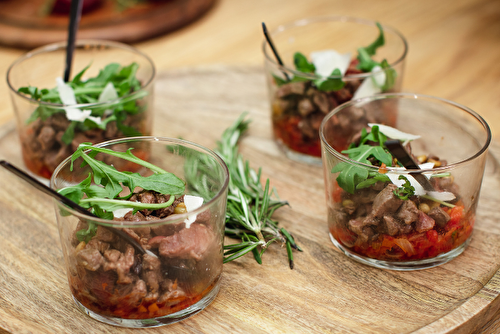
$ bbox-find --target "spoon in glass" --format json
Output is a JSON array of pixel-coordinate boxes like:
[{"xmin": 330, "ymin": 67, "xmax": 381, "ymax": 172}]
[{"xmin": 0, "ymin": 160, "xmax": 155, "ymax": 257}]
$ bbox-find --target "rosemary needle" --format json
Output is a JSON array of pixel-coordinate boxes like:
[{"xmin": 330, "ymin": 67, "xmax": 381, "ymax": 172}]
[{"xmin": 183, "ymin": 112, "xmax": 300, "ymax": 268}]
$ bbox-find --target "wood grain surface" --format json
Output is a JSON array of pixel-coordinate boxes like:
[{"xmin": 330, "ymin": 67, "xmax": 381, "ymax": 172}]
[{"xmin": 1, "ymin": 66, "xmax": 500, "ymax": 333}]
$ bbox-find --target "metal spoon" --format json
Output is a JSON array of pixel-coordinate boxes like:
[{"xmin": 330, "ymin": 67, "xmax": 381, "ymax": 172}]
[
  {"xmin": 384, "ymin": 139, "xmax": 435, "ymax": 191},
  {"xmin": 0, "ymin": 160, "xmax": 153, "ymax": 257}
]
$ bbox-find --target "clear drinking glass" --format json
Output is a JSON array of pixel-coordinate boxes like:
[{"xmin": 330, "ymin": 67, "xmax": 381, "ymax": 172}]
[
  {"xmin": 7, "ymin": 40, "xmax": 155, "ymax": 180},
  {"xmin": 263, "ymin": 16, "xmax": 408, "ymax": 165},
  {"xmin": 50, "ymin": 136, "xmax": 229, "ymax": 327},
  {"xmin": 320, "ymin": 93, "xmax": 491, "ymax": 270}
]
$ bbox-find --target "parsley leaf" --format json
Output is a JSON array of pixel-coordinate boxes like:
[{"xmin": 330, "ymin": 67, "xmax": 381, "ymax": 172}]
[{"xmin": 393, "ymin": 175, "xmax": 415, "ymax": 200}]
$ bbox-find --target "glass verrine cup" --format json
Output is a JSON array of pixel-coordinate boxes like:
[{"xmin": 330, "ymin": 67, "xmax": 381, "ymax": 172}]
[
  {"xmin": 7, "ymin": 39, "xmax": 155, "ymax": 180},
  {"xmin": 50, "ymin": 137, "xmax": 229, "ymax": 327},
  {"xmin": 320, "ymin": 93, "xmax": 491, "ymax": 270},
  {"xmin": 263, "ymin": 16, "xmax": 408, "ymax": 165}
]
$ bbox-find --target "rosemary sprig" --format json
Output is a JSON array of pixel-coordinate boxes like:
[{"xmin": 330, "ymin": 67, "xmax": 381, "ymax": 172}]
[
  {"xmin": 182, "ymin": 113, "xmax": 301, "ymax": 268},
  {"xmin": 216, "ymin": 113, "xmax": 301, "ymax": 269}
]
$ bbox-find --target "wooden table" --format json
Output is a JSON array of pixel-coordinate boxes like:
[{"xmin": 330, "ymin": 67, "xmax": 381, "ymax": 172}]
[{"xmin": 1, "ymin": 0, "xmax": 500, "ymax": 333}]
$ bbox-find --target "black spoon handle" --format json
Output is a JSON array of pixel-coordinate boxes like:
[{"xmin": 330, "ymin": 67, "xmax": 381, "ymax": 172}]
[
  {"xmin": 384, "ymin": 140, "xmax": 435, "ymax": 192},
  {"xmin": 0, "ymin": 160, "xmax": 148, "ymax": 256}
]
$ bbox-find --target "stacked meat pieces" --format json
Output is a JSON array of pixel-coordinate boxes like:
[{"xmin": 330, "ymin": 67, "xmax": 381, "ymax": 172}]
[
  {"xmin": 333, "ymin": 176, "xmax": 459, "ymax": 245},
  {"xmin": 23, "ymin": 111, "xmax": 146, "ymax": 173},
  {"xmin": 70, "ymin": 192, "xmax": 221, "ymax": 316}
]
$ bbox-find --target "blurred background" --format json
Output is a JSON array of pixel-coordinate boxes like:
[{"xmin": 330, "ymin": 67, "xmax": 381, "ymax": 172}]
[{"xmin": 0, "ymin": 0, "xmax": 499, "ymax": 135}]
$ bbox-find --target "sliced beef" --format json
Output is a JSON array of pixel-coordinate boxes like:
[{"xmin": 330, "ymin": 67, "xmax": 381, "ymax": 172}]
[
  {"xmin": 141, "ymin": 254, "xmax": 162, "ymax": 302},
  {"xmin": 348, "ymin": 219, "xmax": 376, "ymax": 243},
  {"xmin": 103, "ymin": 249, "xmax": 121, "ymax": 272},
  {"xmin": 76, "ymin": 248, "xmax": 103, "ymax": 271},
  {"xmin": 383, "ymin": 215, "xmax": 401, "ymax": 236},
  {"xmin": 276, "ymin": 81, "xmax": 306, "ymax": 98},
  {"xmin": 158, "ymin": 223, "xmax": 212, "ymax": 260},
  {"xmin": 428, "ymin": 207, "xmax": 451, "ymax": 227},
  {"xmin": 397, "ymin": 200, "xmax": 419, "ymax": 225},
  {"xmin": 416, "ymin": 211, "xmax": 435, "ymax": 233},
  {"xmin": 371, "ymin": 184, "xmax": 403, "ymax": 217},
  {"xmin": 116, "ymin": 244, "xmax": 136, "ymax": 284},
  {"xmin": 96, "ymin": 226, "xmax": 118, "ymax": 243},
  {"xmin": 85, "ymin": 238, "xmax": 110, "ymax": 254}
]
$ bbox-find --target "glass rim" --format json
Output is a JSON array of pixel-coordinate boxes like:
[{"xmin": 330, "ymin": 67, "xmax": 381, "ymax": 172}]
[
  {"xmin": 49, "ymin": 136, "xmax": 230, "ymax": 227},
  {"xmin": 262, "ymin": 15, "xmax": 408, "ymax": 81},
  {"xmin": 319, "ymin": 92, "xmax": 492, "ymax": 173},
  {"xmin": 6, "ymin": 39, "xmax": 156, "ymax": 108}
]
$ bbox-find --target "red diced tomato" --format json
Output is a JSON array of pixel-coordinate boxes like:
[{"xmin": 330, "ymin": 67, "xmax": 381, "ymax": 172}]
[{"xmin": 427, "ymin": 230, "xmax": 438, "ymax": 243}]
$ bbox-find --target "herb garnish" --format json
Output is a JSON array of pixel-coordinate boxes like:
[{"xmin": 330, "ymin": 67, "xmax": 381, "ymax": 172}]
[
  {"xmin": 182, "ymin": 113, "xmax": 301, "ymax": 268},
  {"xmin": 274, "ymin": 22, "xmax": 396, "ymax": 91},
  {"xmin": 19, "ymin": 62, "xmax": 148, "ymax": 143},
  {"xmin": 332, "ymin": 126, "xmax": 392, "ymax": 194},
  {"xmin": 59, "ymin": 143, "xmax": 185, "ymax": 221},
  {"xmin": 393, "ymin": 175, "xmax": 415, "ymax": 200}
]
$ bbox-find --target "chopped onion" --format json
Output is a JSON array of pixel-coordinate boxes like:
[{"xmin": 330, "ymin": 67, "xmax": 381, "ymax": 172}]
[
  {"xmin": 394, "ymin": 238, "xmax": 415, "ymax": 255},
  {"xmin": 310, "ymin": 50, "xmax": 351, "ymax": 77}
]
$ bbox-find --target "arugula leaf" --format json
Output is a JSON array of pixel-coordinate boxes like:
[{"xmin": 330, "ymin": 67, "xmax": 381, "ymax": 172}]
[
  {"xmin": 18, "ymin": 62, "xmax": 148, "ymax": 143},
  {"xmin": 60, "ymin": 143, "xmax": 186, "ymax": 219},
  {"xmin": 315, "ymin": 68, "xmax": 346, "ymax": 91},
  {"xmin": 393, "ymin": 175, "xmax": 415, "ymax": 200},
  {"xmin": 332, "ymin": 125, "xmax": 393, "ymax": 194},
  {"xmin": 356, "ymin": 172, "xmax": 391, "ymax": 189},
  {"xmin": 380, "ymin": 59, "xmax": 397, "ymax": 91},
  {"xmin": 357, "ymin": 22, "xmax": 385, "ymax": 72},
  {"xmin": 76, "ymin": 223, "xmax": 97, "ymax": 243},
  {"xmin": 293, "ymin": 52, "xmax": 316, "ymax": 73},
  {"xmin": 332, "ymin": 162, "xmax": 369, "ymax": 194},
  {"xmin": 79, "ymin": 195, "xmax": 175, "ymax": 212}
]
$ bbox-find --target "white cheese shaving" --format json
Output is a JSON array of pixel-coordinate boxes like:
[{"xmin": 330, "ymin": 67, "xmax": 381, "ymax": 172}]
[
  {"xmin": 368, "ymin": 123, "xmax": 421, "ymax": 142},
  {"xmin": 113, "ymin": 208, "xmax": 133, "ymax": 219},
  {"xmin": 352, "ymin": 66, "xmax": 386, "ymax": 100},
  {"xmin": 56, "ymin": 77, "xmax": 102, "ymax": 124},
  {"xmin": 386, "ymin": 162, "xmax": 456, "ymax": 201},
  {"xmin": 183, "ymin": 195, "xmax": 204, "ymax": 228},
  {"xmin": 98, "ymin": 82, "xmax": 119, "ymax": 103},
  {"xmin": 56, "ymin": 77, "xmax": 77, "ymax": 105},
  {"xmin": 426, "ymin": 191, "xmax": 456, "ymax": 202},
  {"xmin": 310, "ymin": 50, "xmax": 352, "ymax": 77},
  {"xmin": 65, "ymin": 107, "xmax": 102, "ymax": 124}
]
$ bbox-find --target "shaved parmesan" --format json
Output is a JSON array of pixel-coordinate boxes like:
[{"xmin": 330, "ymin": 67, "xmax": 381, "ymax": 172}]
[
  {"xmin": 426, "ymin": 191, "xmax": 456, "ymax": 202},
  {"xmin": 386, "ymin": 163, "xmax": 456, "ymax": 201},
  {"xmin": 56, "ymin": 77, "xmax": 77, "ymax": 105},
  {"xmin": 56, "ymin": 77, "xmax": 102, "ymax": 124},
  {"xmin": 368, "ymin": 123, "xmax": 421, "ymax": 142},
  {"xmin": 98, "ymin": 82, "xmax": 119, "ymax": 103},
  {"xmin": 310, "ymin": 50, "xmax": 351, "ymax": 77},
  {"xmin": 183, "ymin": 195, "xmax": 204, "ymax": 228},
  {"xmin": 113, "ymin": 208, "xmax": 133, "ymax": 218},
  {"xmin": 65, "ymin": 107, "xmax": 102, "ymax": 124}
]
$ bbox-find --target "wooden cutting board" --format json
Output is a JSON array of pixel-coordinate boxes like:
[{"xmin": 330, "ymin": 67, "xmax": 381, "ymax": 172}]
[
  {"xmin": 1, "ymin": 66, "xmax": 500, "ymax": 334},
  {"xmin": 0, "ymin": 0, "xmax": 216, "ymax": 49}
]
